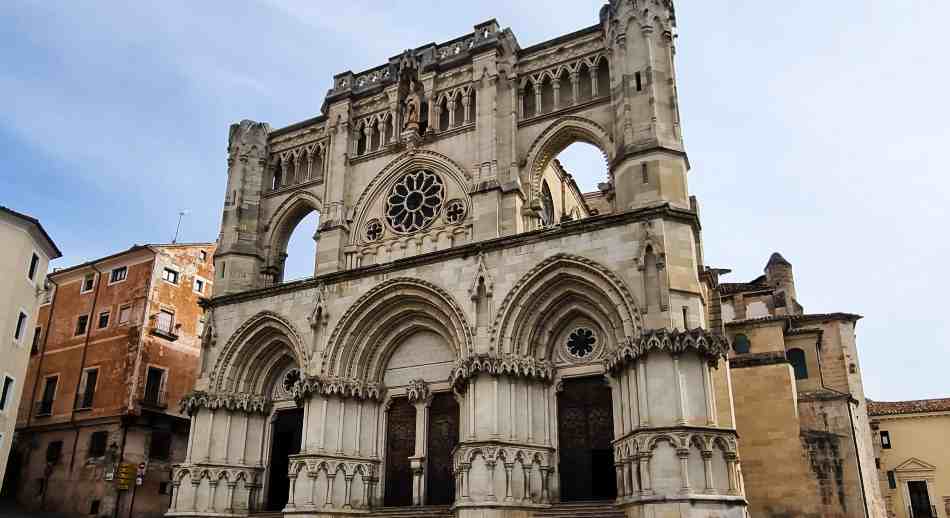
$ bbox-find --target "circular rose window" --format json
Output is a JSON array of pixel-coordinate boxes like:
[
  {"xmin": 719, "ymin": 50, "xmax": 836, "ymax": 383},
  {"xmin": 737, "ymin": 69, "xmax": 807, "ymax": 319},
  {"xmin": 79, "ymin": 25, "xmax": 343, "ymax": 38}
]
[
  {"xmin": 566, "ymin": 328, "xmax": 597, "ymax": 359},
  {"xmin": 386, "ymin": 170, "xmax": 445, "ymax": 234}
]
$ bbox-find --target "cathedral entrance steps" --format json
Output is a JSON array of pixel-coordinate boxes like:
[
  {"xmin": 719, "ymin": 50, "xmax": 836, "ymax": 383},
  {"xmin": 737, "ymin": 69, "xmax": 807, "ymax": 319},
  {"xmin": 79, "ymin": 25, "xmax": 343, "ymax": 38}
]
[
  {"xmin": 533, "ymin": 500, "xmax": 624, "ymax": 518},
  {"xmin": 369, "ymin": 505, "xmax": 454, "ymax": 518}
]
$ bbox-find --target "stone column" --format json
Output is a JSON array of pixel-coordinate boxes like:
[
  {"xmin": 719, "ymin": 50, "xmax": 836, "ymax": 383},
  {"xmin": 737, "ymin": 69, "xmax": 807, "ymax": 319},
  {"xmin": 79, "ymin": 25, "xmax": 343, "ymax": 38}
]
[{"xmin": 702, "ymin": 451, "xmax": 714, "ymax": 493}]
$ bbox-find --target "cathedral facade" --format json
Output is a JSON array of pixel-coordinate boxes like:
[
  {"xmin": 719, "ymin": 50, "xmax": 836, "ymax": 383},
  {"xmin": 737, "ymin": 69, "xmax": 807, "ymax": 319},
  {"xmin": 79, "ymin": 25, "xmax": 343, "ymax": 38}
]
[{"xmin": 171, "ymin": 2, "xmax": 749, "ymax": 517}]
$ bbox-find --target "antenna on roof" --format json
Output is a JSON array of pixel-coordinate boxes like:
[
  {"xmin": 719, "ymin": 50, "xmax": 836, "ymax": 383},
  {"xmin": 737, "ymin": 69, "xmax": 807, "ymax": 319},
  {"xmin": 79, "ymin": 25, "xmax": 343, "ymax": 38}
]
[{"xmin": 172, "ymin": 210, "xmax": 190, "ymax": 244}]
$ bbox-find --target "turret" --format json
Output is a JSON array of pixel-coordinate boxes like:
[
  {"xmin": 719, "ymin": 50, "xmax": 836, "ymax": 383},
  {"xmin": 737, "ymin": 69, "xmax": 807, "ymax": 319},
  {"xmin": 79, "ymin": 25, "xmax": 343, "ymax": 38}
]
[
  {"xmin": 601, "ymin": 0, "xmax": 690, "ymax": 211},
  {"xmin": 213, "ymin": 119, "xmax": 270, "ymax": 296},
  {"xmin": 765, "ymin": 252, "xmax": 799, "ymax": 314}
]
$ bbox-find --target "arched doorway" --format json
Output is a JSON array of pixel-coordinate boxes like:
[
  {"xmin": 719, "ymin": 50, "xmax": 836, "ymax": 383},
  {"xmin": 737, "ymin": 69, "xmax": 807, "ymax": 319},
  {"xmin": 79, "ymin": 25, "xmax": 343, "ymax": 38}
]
[
  {"xmin": 557, "ymin": 377, "xmax": 616, "ymax": 501},
  {"xmin": 426, "ymin": 393, "xmax": 459, "ymax": 505},
  {"xmin": 265, "ymin": 408, "xmax": 304, "ymax": 511},
  {"xmin": 384, "ymin": 398, "xmax": 416, "ymax": 507}
]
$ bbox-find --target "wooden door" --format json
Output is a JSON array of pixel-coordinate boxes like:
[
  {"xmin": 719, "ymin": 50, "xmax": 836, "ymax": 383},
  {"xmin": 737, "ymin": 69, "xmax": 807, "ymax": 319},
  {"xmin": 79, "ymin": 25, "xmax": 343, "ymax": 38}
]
[
  {"xmin": 557, "ymin": 377, "xmax": 616, "ymax": 501},
  {"xmin": 426, "ymin": 393, "xmax": 460, "ymax": 505},
  {"xmin": 384, "ymin": 398, "xmax": 416, "ymax": 507},
  {"xmin": 266, "ymin": 409, "xmax": 303, "ymax": 511}
]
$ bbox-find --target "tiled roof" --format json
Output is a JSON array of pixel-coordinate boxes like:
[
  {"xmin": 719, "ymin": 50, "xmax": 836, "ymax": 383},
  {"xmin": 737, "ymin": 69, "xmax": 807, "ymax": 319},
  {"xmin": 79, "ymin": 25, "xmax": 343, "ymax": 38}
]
[
  {"xmin": 868, "ymin": 398, "xmax": 950, "ymax": 416},
  {"xmin": 719, "ymin": 281, "xmax": 772, "ymax": 296},
  {"xmin": 725, "ymin": 312, "xmax": 862, "ymax": 327}
]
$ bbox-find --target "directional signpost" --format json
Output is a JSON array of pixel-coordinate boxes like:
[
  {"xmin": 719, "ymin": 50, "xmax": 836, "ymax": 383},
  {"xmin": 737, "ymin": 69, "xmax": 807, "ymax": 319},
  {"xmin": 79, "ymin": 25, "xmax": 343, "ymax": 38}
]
[{"xmin": 116, "ymin": 463, "xmax": 135, "ymax": 491}]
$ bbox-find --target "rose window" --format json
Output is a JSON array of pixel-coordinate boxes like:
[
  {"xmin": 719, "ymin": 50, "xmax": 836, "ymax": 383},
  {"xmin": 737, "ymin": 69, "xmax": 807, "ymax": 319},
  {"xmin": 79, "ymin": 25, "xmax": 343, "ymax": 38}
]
[
  {"xmin": 445, "ymin": 199, "xmax": 466, "ymax": 224},
  {"xmin": 566, "ymin": 328, "xmax": 597, "ymax": 359},
  {"xmin": 386, "ymin": 170, "xmax": 445, "ymax": 233},
  {"xmin": 365, "ymin": 219, "xmax": 383, "ymax": 242}
]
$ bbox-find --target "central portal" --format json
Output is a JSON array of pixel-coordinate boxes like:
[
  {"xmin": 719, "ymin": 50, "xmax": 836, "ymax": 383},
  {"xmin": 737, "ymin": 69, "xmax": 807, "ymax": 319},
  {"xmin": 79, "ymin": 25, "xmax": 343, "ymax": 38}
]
[
  {"xmin": 426, "ymin": 393, "xmax": 460, "ymax": 505},
  {"xmin": 266, "ymin": 408, "xmax": 303, "ymax": 511},
  {"xmin": 384, "ymin": 398, "xmax": 416, "ymax": 507},
  {"xmin": 557, "ymin": 377, "xmax": 616, "ymax": 501}
]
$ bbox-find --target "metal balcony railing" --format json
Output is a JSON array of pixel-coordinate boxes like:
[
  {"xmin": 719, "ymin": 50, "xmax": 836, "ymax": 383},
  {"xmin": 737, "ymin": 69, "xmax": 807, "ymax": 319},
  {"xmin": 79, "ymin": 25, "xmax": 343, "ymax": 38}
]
[
  {"xmin": 34, "ymin": 400, "xmax": 53, "ymax": 417},
  {"xmin": 140, "ymin": 387, "xmax": 168, "ymax": 409}
]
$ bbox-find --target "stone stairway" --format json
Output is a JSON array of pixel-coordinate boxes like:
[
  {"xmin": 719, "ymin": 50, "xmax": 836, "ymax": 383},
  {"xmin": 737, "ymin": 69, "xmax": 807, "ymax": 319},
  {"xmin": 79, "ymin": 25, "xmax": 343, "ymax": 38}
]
[
  {"xmin": 533, "ymin": 500, "xmax": 624, "ymax": 518},
  {"xmin": 369, "ymin": 505, "xmax": 454, "ymax": 518}
]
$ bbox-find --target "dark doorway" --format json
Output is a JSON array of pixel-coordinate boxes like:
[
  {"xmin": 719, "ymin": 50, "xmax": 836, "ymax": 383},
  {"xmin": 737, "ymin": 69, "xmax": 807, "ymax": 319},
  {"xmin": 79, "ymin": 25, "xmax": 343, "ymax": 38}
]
[
  {"xmin": 266, "ymin": 408, "xmax": 303, "ymax": 511},
  {"xmin": 426, "ymin": 393, "xmax": 460, "ymax": 505},
  {"xmin": 908, "ymin": 480, "xmax": 934, "ymax": 517},
  {"xmin": 384, "ymin": 398, "xmax": 416, "ymax": 507},
  {"xmin": 557, "ymin": 377, "xmax": 616, "ymax": 502}
]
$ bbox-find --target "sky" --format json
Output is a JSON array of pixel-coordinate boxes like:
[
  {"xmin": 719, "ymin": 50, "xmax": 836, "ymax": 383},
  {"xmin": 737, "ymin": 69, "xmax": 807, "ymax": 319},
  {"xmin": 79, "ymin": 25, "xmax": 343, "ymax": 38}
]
[{"xmin": 2, "ymin": 1, "xmax": 948, "ymax": 401}]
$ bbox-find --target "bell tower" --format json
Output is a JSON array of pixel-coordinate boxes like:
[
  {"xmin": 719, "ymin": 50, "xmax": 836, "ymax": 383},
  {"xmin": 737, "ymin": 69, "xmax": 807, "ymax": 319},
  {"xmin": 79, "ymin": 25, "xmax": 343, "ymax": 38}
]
[{"xmin": 602, "ymin": 0, "xmax": 689, "ymax": 211}]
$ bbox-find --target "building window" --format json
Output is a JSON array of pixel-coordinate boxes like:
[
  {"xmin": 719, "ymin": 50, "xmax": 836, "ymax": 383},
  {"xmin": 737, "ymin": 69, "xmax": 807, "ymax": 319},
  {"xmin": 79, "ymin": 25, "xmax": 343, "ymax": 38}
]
[
  {"xmin": 77, "ymin": 368, "xmax": 98, "ymax": 409},
  {"xmin": 193, "ymin": 278, "xmax": 205, "ymax": 294},
  {"xmin": 143, "ymin": 366, "xmax": 167, "ymax": 407},
  {"xmin": 886, "ymin": 470, "xmax": 896, "ymax": 489},
  {"xmin": 635, "ymin": 71, "xmax": 643, "ymax": 92},
  {"xmin": 14, "ymin": 311, "xmax": 28, "ymax": 342},
  {"xmin": 566, "ymin": 327, "xmax": 597, "ymax": 359},
  {"xmin": 97, "ymin": 311, "xmax": 110, "ymax": 330},
  {"xmin": 38, "ymin": 376, "xmax": 58, "ymax": 416},
  {"xmin": 219, "ymin": 261, "xmax": 226, "ymax": 278},
  {"xmin": 31, "ymin": 326, "xmax": 42, "ymax": 355},
  {"xmin": 0, "ymin": 376, "xmax": 14, "ymax": 412},
  {"xmin": 641, "ymin": 163, "xmax": 649, "ymax": 184},
  {"xmin": 88, "ymin": 431, "xmax": 108, "ymax": 458},
  {"xmin": 45, "ymin": 440, "xmax": 63, "ymax": 464},
  {"xmin": 787, "ymin": 348, "xmax": 809, "ymax": 379},
  {"xmin": 199, "ymin": 250, "xmax": 208, "ymax": 262},
  {"xmin": 156, "ymin": 310, "xmax": 175, "ymax": 334},
  {"xmin": 118, "ymin": 304, "xmax": 132, "ymax": 325},
  {"xmin": 149, "ymin": 430, "xmax": 172, "ymax": 461},
  {"xmin": 75, "ymin": 314, "xmax": 89, "ymax": 336},
  {"xmin": 875, "ymin": 458, "xmax": 881, "ymax": 469},
  {"xmin": 540, "ymin": 181, "xmax": 555, "ymax": 226},
  {"xmin": 733, "ymin": 334, "xmax": 751, "ymax": 354},
  {"xmin": 81, "ymin": 273, "xmax": 96, "ymax": 293},
  {"xmin": 161, "ymin": 268, "xmax": 179, "ymax": 285},
  {"xmin": 109, "ymin": 266, "xmax": 128, "ymax": 284},
  {"xmin": 28, "ymin": 253, "xmax": 40, "ymax": 281},
  {"xmin": 158, "ymin": 482, "xmax": 170, "ymax": 495},
  {"xmin": 89, "ymin": 500, "xmax": 101, "ymax": 515},
  {"xmin": 881, "ymin": 430, "xmax": 892, "ymax": 449}
]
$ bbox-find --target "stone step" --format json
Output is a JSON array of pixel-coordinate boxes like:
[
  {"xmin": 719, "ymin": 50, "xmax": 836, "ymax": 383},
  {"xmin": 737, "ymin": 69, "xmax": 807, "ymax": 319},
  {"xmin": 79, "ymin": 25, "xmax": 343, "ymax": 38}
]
[
  {"xmin": 534, "ymin": 500, "xmax": 624, "ymax": 518},
  {"xmin": 370, "ymin": 505, "xmax": 454, "ymax": 518}
]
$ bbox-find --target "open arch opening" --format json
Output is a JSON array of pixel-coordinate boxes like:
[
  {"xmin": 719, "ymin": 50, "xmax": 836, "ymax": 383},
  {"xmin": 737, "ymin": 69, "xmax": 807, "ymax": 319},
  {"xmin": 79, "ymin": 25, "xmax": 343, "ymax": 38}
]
[{"xmin": 267, "ymin": 197, "xmax": 321, "ymax": 284}]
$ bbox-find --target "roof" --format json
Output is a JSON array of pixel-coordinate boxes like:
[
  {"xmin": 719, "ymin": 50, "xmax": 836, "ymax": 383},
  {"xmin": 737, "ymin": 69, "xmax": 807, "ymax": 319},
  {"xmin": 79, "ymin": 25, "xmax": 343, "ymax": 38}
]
[
  {"xmin": 868, "ymin": 398, "xmax": 950, "ymax": 416},
  {"xmin": 48, "ymin": 242, "xmax": 213, "ymax": 279},
  {"xmin": 726, "ymin": 312, "xmax": 863, "ymax": 327},
  {"xmin": 0, "ymin": 206, "xmax": 62, "ymax": 258},
  {"xmin": 719, "ymin": 279, "xmax": 771, "ymax": 296},
  {"xmin": 766, "ymin": 252, "xmax": 791, "ymax": 268}
]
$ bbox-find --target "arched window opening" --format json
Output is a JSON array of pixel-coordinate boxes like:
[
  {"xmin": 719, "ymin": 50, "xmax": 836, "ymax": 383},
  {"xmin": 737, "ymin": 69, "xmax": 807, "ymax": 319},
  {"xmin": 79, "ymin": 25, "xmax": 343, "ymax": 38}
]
[
  {"xmin": 578, "ymin": 63, "xmax": 593, "ymax": 101},
  {"xmin": 540, "ymin": 76, "xmax": 555, "ymax": 113},
  {"xmin": 596, "ymin": 58, "xmax": 610, "ymax": 97},
  {"xmin": 370, "ymin": 121, "xmax": 381, "ymax": 151},
  {"xmin": 279, "ymin": 210, "xmax": 320, "ymax": 283},
  {"xmin": 553, "ymin": 141, "xmax": 609, "ymax": 199},
  {"xmin": 438, "ymin": 97, "xmax": 450, "ymax": 131},
  {"xmin": 384, "ymin": 116, "xmax": 394, "ymax": 145},
  {"xmin": 540, "ymin": 180, "xmax": 555, "ymax": 226},
  {"xmin": 272, "ymin": 158, "xmax": 283, "ymax": 190},
  {"xmin": 524, "ymin": 82, "xmax": 537, "ymax": 117},
  {"xmin": 452, "ymin": 95, "xmax": 464, "ymax": 127},
  {"xmin": 297, "ymin": 149, "xmax": 309, "ymax": 182},
  {"xmin": 285, "ymin": 156, "xmax": 297, "ymax": 185},
  {"xmin": 733, "ymin": 334, "xmax": 751, "ymax": 354},
  {"xmin": 643, "ymin": 245, "xmax": 659, "ymax": 309},
  {"xmin": 356, "ymin": 124, "xmax": 367, "ymax": 156},
  {"xmin": 467, "ymin": 89, "xmax": 476, "ymax": 123},
  {"xmin": 557, "ymin": 71, "xmax": 572, "ymax": 108},
  {"xmin": 787, "ymin": 348, "xmax": 809, "ymax": 380},
  {"xmin": 311, "ymin": 149, "xmax": 324, "ymax": 180}
]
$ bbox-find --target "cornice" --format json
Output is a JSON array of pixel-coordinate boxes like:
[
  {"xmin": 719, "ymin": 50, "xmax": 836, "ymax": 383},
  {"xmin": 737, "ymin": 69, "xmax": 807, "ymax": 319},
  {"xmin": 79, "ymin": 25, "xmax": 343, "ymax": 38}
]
[{"xmin": 605, "ymin": 328, "xmax": 730, "ymax": 374}]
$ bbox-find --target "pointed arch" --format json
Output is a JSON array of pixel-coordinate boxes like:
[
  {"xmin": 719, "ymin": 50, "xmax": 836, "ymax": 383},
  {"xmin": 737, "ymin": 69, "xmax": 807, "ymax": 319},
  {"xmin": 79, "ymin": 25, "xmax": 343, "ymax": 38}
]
[
  {"xmin": 322, "ymin": 278, "xmax": 473, "ymax": 382},
  {"xmin": 262, "ymin": 191, "xmax": 323, "ymax": 282},
  {"xmin": 209, "ymin": 311, "xmax": 307, "ymax": 393},
  {"xmin": 490, "ymin": 254, "xmax": 641, "ymax": 359},
  {"xmin": 524, "ymin": 116, "xmax": 614, "ymax": 203}
]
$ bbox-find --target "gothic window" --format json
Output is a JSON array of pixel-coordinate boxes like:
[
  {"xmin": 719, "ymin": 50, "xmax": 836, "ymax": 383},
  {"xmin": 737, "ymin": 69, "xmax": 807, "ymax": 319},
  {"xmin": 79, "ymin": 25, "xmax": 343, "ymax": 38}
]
[
  {"xmin": 733, "ymin": 334, "xmax": 751, "ymax": 354},
  {"xmin": 365, "ymin": 219, "xmax": 384, "ymax": 242},
  {"xmin": 384, "ymin": 116, "xmax": 394, "ymax": 145},
  {"xmin": 596, "ymin": 57, "xmax": 610, "ymax": 97},
  {"xmin": 557, "ymin": 71, "xmax": 572, "ymax": 107},
  {"xmin": 439, "ymin": 97, "xmax": 450, "ymax": 131},
  {"xmin": 356, "ymin": 124, "xmax": 368, "ymax": 155},
  {"xmin": 311, "ymin": 149, "xmax": 324, "ymax": 180},
  {"xmin": 787, "ymin": 348, "xmax": 808, "ymax": 379},
  {"xmin": 524, "ymin": 81, "xmax": 537, "ymax": 117},
  {"xmin": 285, "ymin": 156, "xmax": 296, "ymax": 184},
  {"xmin": 540, "ymin": 76, "xmax": 555, "ymax": 113},
  {"xmin": 298, "ymin": 149, "xmax": 310, "ymax": 181},
  {"xmin": 467, "ymin": 89, "xmax": 476, "ymax": 123},
  {"xmin": 566, "ymin": 327, "xmax": 597, "ymax": 359},
  {"xmin": 370, "ymin": 122, "xmax": 381, "ymax": 151},
  {"xmin": 272, "ymin": 158, "xmax": 283, "ymax": 190},
  {"xmin": 444, "ymin": 199, "xmax": 466, "ymax": 224},
  {"xmin": 453, "ymin": 95, "xmax": 464, "ymax": 127},
  {"xmin": 540, "ymin": 181, "xmax": 555, "ymax": 226},
  {"xmin": 386, "ymin": 170, "xmax": 445, "ymax": 234},
  {"xmin": 578, "ymin": 63, "xmax": 593, "ymax": 101}
]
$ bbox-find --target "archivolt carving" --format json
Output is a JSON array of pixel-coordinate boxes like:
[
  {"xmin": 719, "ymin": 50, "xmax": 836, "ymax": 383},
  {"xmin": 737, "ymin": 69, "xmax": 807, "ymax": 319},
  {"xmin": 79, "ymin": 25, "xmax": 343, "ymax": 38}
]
[
  {"xmin": 209, "ymin": 311, "xmax": 308, "ymax": 393},
  {"xmin": 179, "ymin": 390, "xmax": 271, "ymax": 416},
  {"xmin": 321, "ymin": 277, "xmax": 473, "ymax": 381},
  {"xmin": 449, "ymin": 353, "xmax": 555, "ymax": 391},
  {"xmin": 523, "ymin": 116, "xmax": 614, "ymax": 203},
  {"xmin": 289, "ymin": 375, "xmax": 384, "ymax": 403},
  {"xmin": 604, "ymin": 328, "xmax": 730, "ymax": 374},
  {"xmin": 490, "ymin": 253, "xmax": 641, "ymax": 358}
]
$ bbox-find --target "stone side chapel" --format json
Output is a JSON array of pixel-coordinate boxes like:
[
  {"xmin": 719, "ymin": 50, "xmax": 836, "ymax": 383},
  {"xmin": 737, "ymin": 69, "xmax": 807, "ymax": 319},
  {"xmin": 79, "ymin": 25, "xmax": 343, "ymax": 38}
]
[{"xmin": 172, "ymin": 2, "xmax": 749, "ymax": 517}]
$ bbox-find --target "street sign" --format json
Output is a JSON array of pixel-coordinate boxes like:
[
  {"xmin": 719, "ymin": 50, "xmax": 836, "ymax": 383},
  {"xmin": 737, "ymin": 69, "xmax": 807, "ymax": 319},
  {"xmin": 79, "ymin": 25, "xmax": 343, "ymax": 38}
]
[{"xmin": 116, "ymin": 463, "xmax": 135, "ymax": 491}]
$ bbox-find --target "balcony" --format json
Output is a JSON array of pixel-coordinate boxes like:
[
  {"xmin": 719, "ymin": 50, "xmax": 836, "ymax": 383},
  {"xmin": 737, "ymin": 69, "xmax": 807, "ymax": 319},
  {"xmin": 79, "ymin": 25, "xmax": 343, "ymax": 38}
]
[
  {"xmin": 140, "ymin": 386, "xmax": 168, "ymax": 410},
  {"xmin": 34, "ymin": 400, "xmax": 53, "ymax": 417},
  {"xmin": 149, "ymin": 317, "xmax": 180, "ymax": 342}
]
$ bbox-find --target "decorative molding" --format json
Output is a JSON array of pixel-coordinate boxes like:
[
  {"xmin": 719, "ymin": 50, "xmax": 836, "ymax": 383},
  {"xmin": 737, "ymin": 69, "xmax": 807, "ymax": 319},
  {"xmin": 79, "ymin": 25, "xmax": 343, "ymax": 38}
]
[
  {"xmin": 179, "ymin": 391, "xmax": 271, "ymax": 416},
  {"xmin": 449, "ymin": 353, "xmax": 555, "ymax": 391},
  {"xmin": 290, "ymin": 375, "xmax": 384, "ymax": 403},
  {"xmin": 406, "ymin": 379, "xmax": 430, "ymax": 404},
  {"xmin": 605, "ymin": 328, "xmax": 730, "ymax": 374}
]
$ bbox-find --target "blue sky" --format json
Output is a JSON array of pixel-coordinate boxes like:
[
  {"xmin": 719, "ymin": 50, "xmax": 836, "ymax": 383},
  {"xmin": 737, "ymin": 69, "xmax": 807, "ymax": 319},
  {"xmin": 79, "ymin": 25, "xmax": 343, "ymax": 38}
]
[{"xmin": 3, "ymin": 1, "xmax": 948, "ymax": 401}]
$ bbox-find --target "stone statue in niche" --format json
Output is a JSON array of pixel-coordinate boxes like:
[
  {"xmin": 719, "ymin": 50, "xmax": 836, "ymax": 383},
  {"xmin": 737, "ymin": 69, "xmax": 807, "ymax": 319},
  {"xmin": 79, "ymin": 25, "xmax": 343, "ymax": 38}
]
[
  {"xmin": 403, "ymin": 78, "xmax": 422, "ymax": 132},
  {"xmin": 398, "ymin": 50, "xmax": 426, "ymax": 137}
]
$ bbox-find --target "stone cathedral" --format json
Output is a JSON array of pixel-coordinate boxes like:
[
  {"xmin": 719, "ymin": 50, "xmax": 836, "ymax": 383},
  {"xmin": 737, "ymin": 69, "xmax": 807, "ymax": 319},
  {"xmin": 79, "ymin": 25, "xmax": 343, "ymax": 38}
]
[{"xmin": 169, "ymin": 2, "xmax": 880, "ymax": 518}]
